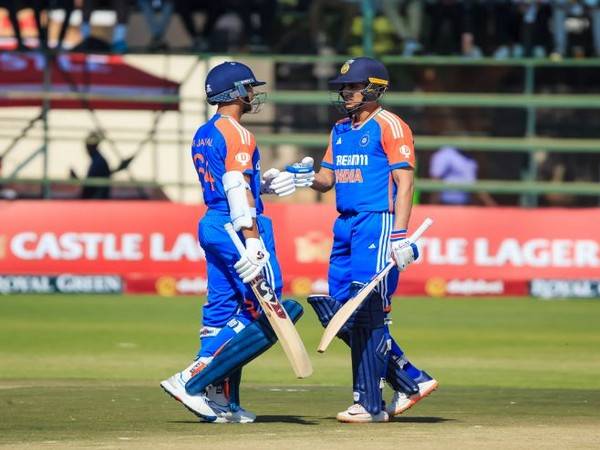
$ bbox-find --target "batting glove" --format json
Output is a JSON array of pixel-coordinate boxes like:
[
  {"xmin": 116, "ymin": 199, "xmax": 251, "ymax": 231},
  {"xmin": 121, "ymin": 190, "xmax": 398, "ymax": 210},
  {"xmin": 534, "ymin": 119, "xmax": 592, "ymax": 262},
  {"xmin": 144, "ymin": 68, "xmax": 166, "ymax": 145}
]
[
  {"xmin": 286, "ymin": 157, "xmax": 315, "ymax": 187},
  {"xmin": 389, "ymin": 229, "xmax": 419, "ymax": 272},
  {"xmin": 234, "ymin": 237, "xmax": 270, "ymax": 283},
  {"xmin": 260, "ymin": 168, "xmax": 296, "ymax": 196}
]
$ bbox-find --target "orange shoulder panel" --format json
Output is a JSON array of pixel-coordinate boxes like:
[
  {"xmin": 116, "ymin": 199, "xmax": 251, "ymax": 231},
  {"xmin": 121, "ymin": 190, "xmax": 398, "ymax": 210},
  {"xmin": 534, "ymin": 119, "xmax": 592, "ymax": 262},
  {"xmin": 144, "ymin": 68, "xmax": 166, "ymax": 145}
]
[
  {"xmin": 215, "ymin": 117, "xmax": 255, "ymax": 172},
  {"xmin": 374, "ymin": 110, "xmax": 415, "ymax": 168}
]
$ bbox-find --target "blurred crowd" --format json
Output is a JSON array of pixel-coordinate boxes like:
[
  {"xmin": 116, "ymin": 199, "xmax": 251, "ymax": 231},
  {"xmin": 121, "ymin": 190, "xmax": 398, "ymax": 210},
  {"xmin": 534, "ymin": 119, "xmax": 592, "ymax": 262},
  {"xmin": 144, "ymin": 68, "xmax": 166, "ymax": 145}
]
[{"xmin": 0, "ymin": 0, "xmax": 599, "ymax": 57}]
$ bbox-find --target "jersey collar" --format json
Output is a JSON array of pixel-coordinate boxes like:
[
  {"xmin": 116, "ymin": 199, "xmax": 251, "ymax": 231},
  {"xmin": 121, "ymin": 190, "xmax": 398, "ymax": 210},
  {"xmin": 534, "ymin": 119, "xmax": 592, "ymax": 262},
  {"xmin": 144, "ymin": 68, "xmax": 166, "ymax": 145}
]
[{"xmin": 351, "ymin": 106, "xmax": 383, "ymax": 131}]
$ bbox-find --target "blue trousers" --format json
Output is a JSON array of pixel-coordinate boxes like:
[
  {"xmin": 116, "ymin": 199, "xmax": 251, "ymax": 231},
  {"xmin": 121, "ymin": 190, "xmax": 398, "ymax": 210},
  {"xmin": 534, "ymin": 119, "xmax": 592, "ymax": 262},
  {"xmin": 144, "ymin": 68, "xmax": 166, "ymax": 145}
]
[
  {"xmin": 198, "ymin": 210, "xmax": 283, "ymax": 328},
  {"xmin": 328, "ymin": 211, "xmax": 399, "ymax": 309}
]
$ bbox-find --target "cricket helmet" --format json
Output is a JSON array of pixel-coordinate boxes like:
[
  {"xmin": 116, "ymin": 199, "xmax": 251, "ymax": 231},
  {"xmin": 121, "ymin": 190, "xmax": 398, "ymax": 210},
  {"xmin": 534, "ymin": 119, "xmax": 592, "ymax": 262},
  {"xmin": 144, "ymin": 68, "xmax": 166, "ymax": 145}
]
[{"xmin": 205, "ymin": 61, "xmax": 266, "ymax": 106}]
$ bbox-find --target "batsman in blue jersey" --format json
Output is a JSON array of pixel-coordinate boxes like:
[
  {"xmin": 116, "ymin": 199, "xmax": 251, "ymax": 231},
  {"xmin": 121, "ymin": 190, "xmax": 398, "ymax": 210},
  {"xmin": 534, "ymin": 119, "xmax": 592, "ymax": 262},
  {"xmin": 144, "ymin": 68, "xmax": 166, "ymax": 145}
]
[
  {"xmin": 304, "ymin": 57, "xmax": 438, "ymax": 422},
  {"xmin": 160, "ymin": 61, "xmax": 314, "ymax": 423}
]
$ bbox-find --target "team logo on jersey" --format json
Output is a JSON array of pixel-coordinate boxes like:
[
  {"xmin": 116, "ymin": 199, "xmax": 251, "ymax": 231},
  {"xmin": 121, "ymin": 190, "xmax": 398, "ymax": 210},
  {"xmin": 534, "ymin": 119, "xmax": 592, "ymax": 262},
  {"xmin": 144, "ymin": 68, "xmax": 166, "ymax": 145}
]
[
  {"xmin": 400, "ymin": 145, "xmax": 411, "ymax": 159},
  {"xmin": 336, "ymin": 137, "xmax": 342, "ymax": 145},
  {"xmin": 359, "ymin": 134, "xmax": 369, "ymax": 147},
  {"xmin": 235, "ymin": 152, "xmax": 251, "ymax": 166},
  {"xmin": 340, "ymin": 60, "xmax": 354, "ymax": 74}
]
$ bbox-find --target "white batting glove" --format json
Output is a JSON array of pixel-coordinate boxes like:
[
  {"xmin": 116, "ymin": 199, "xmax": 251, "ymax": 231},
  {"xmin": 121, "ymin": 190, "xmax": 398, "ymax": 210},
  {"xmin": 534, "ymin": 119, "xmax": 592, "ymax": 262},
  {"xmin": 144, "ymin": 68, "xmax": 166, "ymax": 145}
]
[
  {"xmin": 286, "ymin": 157, "xmax": 315, "ymax": 187},
  {"xmin": 389, "ymin": 229, "xmax": 419, "ymax": 271},
  {"xmin": 234, "ymin": 237, "xmax": 270, "ymax": 283},
  {"xmin": 260, "ymin": 168, "xmax": 296, "ymax": 196}
]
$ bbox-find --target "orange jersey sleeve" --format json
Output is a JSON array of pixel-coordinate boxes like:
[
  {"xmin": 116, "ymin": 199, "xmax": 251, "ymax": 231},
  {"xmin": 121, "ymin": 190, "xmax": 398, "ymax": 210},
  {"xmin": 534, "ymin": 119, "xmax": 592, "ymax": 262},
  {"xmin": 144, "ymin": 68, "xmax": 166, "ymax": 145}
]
[
  {"xmin": 321, "ymin": 131, "xmax": 334, "ymax": 169},
  {"xmin": 375, "ymin": 110, "xmax": 416, "ymax": 170},
  {"xmin": 215, "ymin": 117, "xmax": 256, "ymax": 173}
]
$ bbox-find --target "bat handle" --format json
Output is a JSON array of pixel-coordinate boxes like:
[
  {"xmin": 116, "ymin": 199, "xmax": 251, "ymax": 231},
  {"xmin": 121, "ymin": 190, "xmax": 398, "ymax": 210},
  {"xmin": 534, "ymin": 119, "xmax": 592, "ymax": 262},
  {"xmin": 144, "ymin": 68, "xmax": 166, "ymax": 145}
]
[
  {"xmin": 409, "ymin": 217, "xmax": 434, "ymax": 242},
  {"xmin": 224, "ymin": 223, "xmax": 246, "ymax": 256}
]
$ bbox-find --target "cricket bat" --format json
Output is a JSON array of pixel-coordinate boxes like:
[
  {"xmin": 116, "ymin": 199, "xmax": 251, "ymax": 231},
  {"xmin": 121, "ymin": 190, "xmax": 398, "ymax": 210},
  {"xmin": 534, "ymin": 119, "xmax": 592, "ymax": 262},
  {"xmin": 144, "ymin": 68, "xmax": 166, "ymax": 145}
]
[
  {"xmin": 317, "ymin": 217, "xmax": 434, "ymax": 353},
  {"xmin": 224, "ymin": 223, "xmax": 313, "ymax": 378}
]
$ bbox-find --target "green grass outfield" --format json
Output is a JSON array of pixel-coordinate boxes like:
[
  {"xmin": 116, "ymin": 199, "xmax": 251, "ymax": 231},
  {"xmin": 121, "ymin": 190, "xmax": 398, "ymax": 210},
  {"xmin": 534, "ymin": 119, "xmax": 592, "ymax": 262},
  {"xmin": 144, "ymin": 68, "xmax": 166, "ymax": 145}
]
[{"xmin": 1, "ymin": 295, "xmax": 599, "ymax": 449}]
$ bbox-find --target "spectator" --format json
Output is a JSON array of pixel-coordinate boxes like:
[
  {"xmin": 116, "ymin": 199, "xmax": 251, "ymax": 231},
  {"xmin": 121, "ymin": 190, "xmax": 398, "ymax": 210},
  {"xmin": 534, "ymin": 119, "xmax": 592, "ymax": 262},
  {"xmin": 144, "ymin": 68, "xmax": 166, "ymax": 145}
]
[
  {"xmin": 137, "ymin": 0, "xmax": 174, "ymax": 51},
  {"xmin": 70, "ymin": 132, "xmax": 133, "ymax": 199},
  {"xmin": 382, "ymin": 0, "xmax": 424, "ymax": 56},
  {"xmin": 424, "ymin": 0, "xmax": 482, "ymax": 57},
  {"xmin": 309, "ymin": 0, "xmax": 359, "ymax": 53},
  {"xmin": 172, "ymin": 0, "xmax": 211, "ymax": 51},
  {"xmin": 492, "ymin": 0, "xmax": 521, "ymax": 58},
  {"xmin": 1, "ymin": 0, "xmax": 26, "ymax": 50},
  {"xmin": 239, "ymin": 0, "xmax": 277, "ymax": 49},
  {"xmin": 80, "ymin": 0, "xmax": 130, "ymax": 53},
  {"xmin": 49, "ymin": 0, "xmax": 75, "ymax": 50},
  {"xmin": 552, "ymin": 0, "xmax": 600, "ymax": 57},
  {"xmin": 519, "ymin": 0, "xmax": 552, "ymax": 58},
  {"xmin": 171, "ymin": 0, "xmax": 277, "ymax": 52},
  {"xmin": 33, "ymin": 0, "xmax": 75, "ymax": 50},
  {"xmin": 429, "ymin": 146, "xmax": 497, "ymax": 206}
]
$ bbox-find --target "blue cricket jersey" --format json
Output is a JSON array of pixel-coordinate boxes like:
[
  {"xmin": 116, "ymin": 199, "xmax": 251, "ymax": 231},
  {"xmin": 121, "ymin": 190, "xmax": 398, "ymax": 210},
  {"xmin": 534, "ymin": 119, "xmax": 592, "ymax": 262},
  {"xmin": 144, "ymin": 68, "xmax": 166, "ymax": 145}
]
[
  {"xmin": 191, "ymin": 113, "xmax": 263, "ymax": 214},
  {"xmin": 320, "ymin": 108, "xmax": 416, "ymax": 214}
]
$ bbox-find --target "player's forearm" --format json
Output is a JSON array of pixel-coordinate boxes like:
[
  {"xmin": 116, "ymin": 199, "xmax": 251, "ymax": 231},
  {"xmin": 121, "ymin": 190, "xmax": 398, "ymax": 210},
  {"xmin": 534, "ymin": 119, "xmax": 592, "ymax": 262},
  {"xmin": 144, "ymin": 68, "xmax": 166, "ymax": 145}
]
[
  {"xmin": 241, "ymin": 178, "xmax": 259, "ymax": 239},
  {"xmin": 311, "ymin": 169, "xmax": 335, "ymax": 193},
  {"xmin": 392, "ymin": 169, "xmax": 414, "ymax": 231}
]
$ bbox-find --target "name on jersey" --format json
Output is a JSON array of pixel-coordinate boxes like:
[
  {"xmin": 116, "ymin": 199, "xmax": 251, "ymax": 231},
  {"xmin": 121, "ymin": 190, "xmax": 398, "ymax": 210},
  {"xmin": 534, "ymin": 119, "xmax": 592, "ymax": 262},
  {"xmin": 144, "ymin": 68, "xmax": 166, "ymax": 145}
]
[
  {"xmin": 193, "ymin": 138, "xmax": 213, "ymax": 147},
  {"xmin": 335, "ymin": 154, "xmax": 369, "ymax": 166},
  {"xmin": 335, "ymin": 168, "xmax": 363, "ymax": 183}
]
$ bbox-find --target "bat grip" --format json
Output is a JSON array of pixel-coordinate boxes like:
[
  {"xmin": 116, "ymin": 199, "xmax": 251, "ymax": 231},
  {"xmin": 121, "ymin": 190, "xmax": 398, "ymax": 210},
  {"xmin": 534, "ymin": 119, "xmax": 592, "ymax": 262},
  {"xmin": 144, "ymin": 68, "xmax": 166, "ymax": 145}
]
[
  {"xmin": 409, "ymin": 217, "xmax": 434, "ymax": 242},
  {"xmin": 224, "ymin": 223, "xmax": 246, "ymax": 256}
]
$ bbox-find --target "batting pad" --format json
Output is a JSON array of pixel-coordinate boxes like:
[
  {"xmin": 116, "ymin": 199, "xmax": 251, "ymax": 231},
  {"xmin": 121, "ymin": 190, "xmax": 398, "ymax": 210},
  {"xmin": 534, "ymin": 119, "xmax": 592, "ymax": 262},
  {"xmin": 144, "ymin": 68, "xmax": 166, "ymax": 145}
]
[
  {"xmin": 351, "ymin": 326, "xmax": 389, "ymax": 415},
  {"xmin": 185, "ymin": 299, "xmax": 304, "ymax": 395},
  {"xmin": 308, "ymin": 294, "xmax": 418, "ymax": 395}
]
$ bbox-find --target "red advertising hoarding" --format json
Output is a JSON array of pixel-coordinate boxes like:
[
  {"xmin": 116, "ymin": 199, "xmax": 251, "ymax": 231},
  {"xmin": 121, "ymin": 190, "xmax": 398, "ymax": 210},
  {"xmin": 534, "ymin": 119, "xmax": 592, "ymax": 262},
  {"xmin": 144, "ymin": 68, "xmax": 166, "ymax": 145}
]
[{"xmin": 1, "ymin": 201, "xmax": 598, "ymax": 297}]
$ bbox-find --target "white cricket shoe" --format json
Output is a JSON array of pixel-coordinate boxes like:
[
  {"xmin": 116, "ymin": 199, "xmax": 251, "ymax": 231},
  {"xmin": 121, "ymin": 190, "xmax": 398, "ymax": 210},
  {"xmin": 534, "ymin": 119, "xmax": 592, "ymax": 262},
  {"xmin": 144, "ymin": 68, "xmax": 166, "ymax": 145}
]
[
  {"xmin": 213, "ymin": 406, "xmax": 256, "ymax": 424},
  {"xmin": 205, "ymin": 383, "xmax": 256, "ymax": 423},
  {"xmin": 387, "ymin": 377, "xmax": 439, "ymax": 417},
  {"xmin": 160, "ymin": 373, "xmax": 218, "ymax": 422},
  {"xmin": 336, "ymin": 404, "xmax": 389, "ymax": 423}
]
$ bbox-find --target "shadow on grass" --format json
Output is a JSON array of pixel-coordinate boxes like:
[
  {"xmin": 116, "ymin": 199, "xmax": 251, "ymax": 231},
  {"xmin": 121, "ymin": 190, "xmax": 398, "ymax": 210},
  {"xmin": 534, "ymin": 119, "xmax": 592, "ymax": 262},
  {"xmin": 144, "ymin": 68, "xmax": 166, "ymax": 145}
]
[
  {"xmin": 392, "ymin": 416, "xmax": 455, "ymax": 424},
  {"xmin": 168, "ymin": 415, "xmax": 319, "ymax": 425},
  {"xmin": 256, "ymin": 415, "xmax": 319, "ymax": 425}
]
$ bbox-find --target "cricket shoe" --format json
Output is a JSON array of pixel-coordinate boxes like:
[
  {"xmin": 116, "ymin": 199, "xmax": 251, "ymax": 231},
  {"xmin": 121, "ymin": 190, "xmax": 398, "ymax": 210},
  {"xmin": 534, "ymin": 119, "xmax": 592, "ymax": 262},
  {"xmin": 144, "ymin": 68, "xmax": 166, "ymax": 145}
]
[
  {"xmin": 386, "ymin": 371, "xmax": 439, "ymax": 417},
  {"xmin": 160, "ymin": 373, "xmax": 218, "ymax": 422},
  {"xmin": 205, "ymin": 383, "xmax": 256, "ymax": 423},
  {"xmin": 213, "ymin": 406, "xmax": 256, "ymax": 424},
  {"xmin": 336, "ymin": 404, "xmax": 389, "ymax": 423}
]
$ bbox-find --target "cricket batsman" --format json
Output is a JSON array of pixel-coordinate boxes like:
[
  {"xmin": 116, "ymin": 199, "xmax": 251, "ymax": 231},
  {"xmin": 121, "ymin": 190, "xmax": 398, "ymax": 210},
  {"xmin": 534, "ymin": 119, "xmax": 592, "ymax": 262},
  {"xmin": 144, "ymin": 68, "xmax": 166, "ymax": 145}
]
[
  {"xmin": 160, "ymin": 61, "xmax": 314, "ymax": 423},
  {"xmin": 301, "ymin": 57, "xmax": 438, "ymax": 422}
]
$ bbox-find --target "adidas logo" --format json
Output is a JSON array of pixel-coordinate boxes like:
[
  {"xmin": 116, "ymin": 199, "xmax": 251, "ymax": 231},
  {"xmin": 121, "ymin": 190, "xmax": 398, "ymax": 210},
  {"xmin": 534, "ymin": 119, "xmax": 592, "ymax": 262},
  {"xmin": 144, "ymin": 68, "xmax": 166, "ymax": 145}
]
[
  {"xmin": 336, "ymin": 137, "xmax": 342, "ymax": 145},
  {"xmin": 368, "ymin": 243, "xmax": 376, "ymax": 250}
]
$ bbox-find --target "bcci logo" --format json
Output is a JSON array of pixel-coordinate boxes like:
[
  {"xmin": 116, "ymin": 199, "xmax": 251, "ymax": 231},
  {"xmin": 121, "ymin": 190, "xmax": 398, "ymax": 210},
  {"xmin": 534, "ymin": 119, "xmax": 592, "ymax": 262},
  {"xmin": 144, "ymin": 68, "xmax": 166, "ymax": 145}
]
[
  {"xmin": 235, "ymin": 152, "xmax": 251, "ymax": 166},
  {"xmin": 359, "ymin": 134, "xmax": 369, "ymax": 147},
  {"xmin": 340, "ymin": 59, "xmax": 354, "ymax": 74},
  {"xmin": 400, "ymin": 145, "xmax": 411, "ymax": 159}
]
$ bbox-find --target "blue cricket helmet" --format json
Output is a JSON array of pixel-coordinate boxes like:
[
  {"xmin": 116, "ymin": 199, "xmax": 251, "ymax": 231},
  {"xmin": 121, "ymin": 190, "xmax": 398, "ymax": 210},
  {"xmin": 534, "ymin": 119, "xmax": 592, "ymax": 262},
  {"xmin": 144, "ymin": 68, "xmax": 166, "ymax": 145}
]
[
  {"xmin": 205, "ymin": 61, "xmax": 266, "ymax": 105},
  {"xmin": 329, "ymin": 57, "xmax": 389, "ymax": 88}
]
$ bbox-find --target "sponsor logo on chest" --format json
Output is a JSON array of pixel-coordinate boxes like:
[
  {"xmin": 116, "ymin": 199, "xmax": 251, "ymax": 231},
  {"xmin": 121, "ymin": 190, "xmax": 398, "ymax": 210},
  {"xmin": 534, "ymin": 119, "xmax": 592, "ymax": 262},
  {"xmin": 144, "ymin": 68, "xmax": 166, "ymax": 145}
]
[{"xmin": 335, "ymin": 154, "xmax": 369, "ymax": 166}]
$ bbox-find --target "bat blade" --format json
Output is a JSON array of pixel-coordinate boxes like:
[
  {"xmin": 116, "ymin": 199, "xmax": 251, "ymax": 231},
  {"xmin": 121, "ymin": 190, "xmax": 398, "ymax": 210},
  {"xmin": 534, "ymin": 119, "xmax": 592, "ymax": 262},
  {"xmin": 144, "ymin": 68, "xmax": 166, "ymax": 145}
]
[
  {"xmin": 317, "ymin": 217, "xmax": 434, "ymax": 353},
  {"xmin": 224, "ymin": 223, "xmax": 312, "ymax": 378},
  {"xmin": 250, "ymin": 276, "xmax": 313, "ymax": 378}
]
